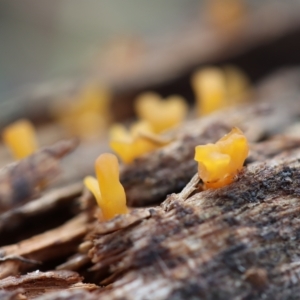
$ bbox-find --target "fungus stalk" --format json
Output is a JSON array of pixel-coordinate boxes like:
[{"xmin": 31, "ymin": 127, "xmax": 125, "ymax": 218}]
[{"xmin": 84, "ymin": 153, "xmax": 128, "ymax": 221}]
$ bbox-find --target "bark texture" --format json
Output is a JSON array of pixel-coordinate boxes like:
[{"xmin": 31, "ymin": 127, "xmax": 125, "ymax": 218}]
[{"xmin": 89, "ymin": 150, "xmax": 300, "ymax": 299}]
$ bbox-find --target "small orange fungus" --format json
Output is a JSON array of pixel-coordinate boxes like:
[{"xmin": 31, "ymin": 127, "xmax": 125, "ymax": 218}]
[
  {"xmin": 53, "ymin": 83, "xmax": 110, "ymax": 139},
  {"xmin": 194, "ymin": 127, "xmax": 248, "ymax": 189},
  {"xmin": 192, "ymin": 67, "xmax": 227, "ymax": 116},
  {"xmin": 192, "ymin": 66, "xmax": 250, "ymax": 116},
  {"xmin": 135, "ymin": 92, "xmax": 188, "ymax": 133},
  {"xmin": 84, "ymin": 153, "xmax": 128, "ymax": 221},
  {"xmin": 109, "ymin": 121, "xmax": 168, "ymax": 164},
  {"xmin": 3, "ymin": 119, "xmax": 38, "ymax": 159}
]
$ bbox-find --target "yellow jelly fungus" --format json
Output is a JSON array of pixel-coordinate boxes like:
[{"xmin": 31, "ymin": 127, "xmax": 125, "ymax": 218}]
[
  {"xmin": 2, "ymin": 119, "xmax": 38, "ymax": 159},
  {"xmin": 192, "ymin": 67, "xmax": 227, "ymax": 116},
  {"xmin": 192, "ymin": 66, "xmax": 250, "ymax": 116},
  {"xmin": 84, "ymin": 153, "xmax": 128, "ymax": 221},
  {"xmin": 135, "ymin": 92, "xmax": 188, "ymax": 133},
  {"xmin": 109, "ymin": 121, "xmax": 168, "ymax": 164},
  {"xmin": 194, "ymin": 127, "xmax": 248, "ymax": 189},
  {"xmin": 53, "ymin": 83, "xmax": 110, "ymax": 139}
]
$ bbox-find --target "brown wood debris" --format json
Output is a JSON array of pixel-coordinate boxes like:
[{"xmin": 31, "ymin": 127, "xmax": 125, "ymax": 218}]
[
  {"xmin": 0, "ymin": 139, "xmax": 78, "ymax": 213},
  {"xmin": 0, "ymin": 270, "xmax": 98, "ymax": 299},
  {"xmin": 0, "ymin": 182, "xmax": 82, "ymax": 239},
  {"xmin": 0, "ymin": 212, "xmax": 91, "ymax": 279},
  {"xmin": 87, "ymin": 149, "xmax": 300, "ymax": 299}
]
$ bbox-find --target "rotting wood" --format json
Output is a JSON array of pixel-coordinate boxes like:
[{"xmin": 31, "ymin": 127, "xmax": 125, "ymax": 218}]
[
  {"xmin": 120, "ymin": 87, "xmax": 300, "ymax": 206},
  {"xmin": 0, "ymin": 59, "xmax": 300, "ymax": 300},
  {"xmin": 87, "ymin": 149, "xmax": 300, "ymax": 299},
  {"xmin": 0, "ymin": 139, "xmax": 78, "ymax": 213},
  {"xmin": 0, "ymin": 212, "xmax": 91, "ymax": 279},
  {"xmin": 57, "ymin": 208, "xmax": 151, "ymax": 272},
  {"xmin": 0, "ymin": 270, "xmax": 98, "ymax": 299},
  {"xmin": 0, "ymin": 182, "xmax": 82, "ymax": 236}
]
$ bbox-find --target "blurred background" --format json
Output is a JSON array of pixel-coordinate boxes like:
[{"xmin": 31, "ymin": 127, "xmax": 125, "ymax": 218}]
[
  {"xmin": 0, "ymin": 0, "xmax": 201, "ymax": 97},
  {"xmin": 1, "ymin": 0, "xmax": 300, "ymax": 124}
]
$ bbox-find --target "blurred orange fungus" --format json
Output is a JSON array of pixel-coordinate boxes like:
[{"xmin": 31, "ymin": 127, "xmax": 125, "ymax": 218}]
[
  {"xmin": 3, "ymin": 119, "xmax": 38, "ymax": 159},
  {"xmin": 53, "ymin": 83, "xmax": 111, "ymax": 139},
  {"xmin": 135, "ymin": 92, "xmax": 188, "ymax": 133},
  {"xmin": 194, "ymin": 127, "xmax": 248, "ymax": 189},
  {"xmin": 192, "ymin": 66, "xmax": 250, "ymax": 116},
  {"xmin": 109, "ymin": 121, "xmax": 169, "ymax": 164},
  {"xmin": 84, "ymin": 153, "xmax": 128, "ymax": 221}
]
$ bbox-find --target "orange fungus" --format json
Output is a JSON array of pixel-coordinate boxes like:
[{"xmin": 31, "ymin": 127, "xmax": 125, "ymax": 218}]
[
  {"xmin": 2, "ymin": 119, "xmax": 38, "ymax": 159},
  {"xmin": 84, "ymin": 153, "xmax": 128, "ymax": 221},
  {"xmin": 194, "ymin": 127, "xmax": 248, "ymax": 189}
]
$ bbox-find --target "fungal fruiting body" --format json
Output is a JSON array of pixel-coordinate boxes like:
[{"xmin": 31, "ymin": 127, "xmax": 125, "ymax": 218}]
[
  {"xmin": 84, "ymin": 153, "xmax": 128, "ymax": 221},
  {"xmin": 192, "ymin": 66, "xmax": 250, "ymax": 116},
  {"xmin": 194, "ymin": 127, "xmax": 248, "ymax": 189},
  {"xmin": 135, "ymin": 92, "xmax": 188, "ymax": 133},
  {"xmin": 2, "ymin": 119, "xmax": 38, "ymax": 159},
  {"xmin": 109, "ymin": 121, "xmax": 168, "ymax": 164},
  {"xmin": 192, "ymin": 67, "xmax": 227, "ymax": 116},
  {"xmin": 110, "ymin": 92, "xmax": 186, "ymax": 163},
  {"xmin": 53, "ymin": 83, "xmax": 110, "ymax": 139}
]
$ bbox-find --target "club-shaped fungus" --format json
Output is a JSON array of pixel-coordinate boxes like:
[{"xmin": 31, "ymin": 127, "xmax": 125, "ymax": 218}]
[
  {"xmin": 84, "ymin": 153, "xmax": 128, "ymax": 221},
  {"xmin": 3, "ymin": 119, "xmax": 38, "ymax": 159},
  {"xmin": 194, "ymin": 127, "xmax": 248, "ymax": 189},
  {"xmin": 135, "ymin": 92, "xmax": 188, "ymax": 133},
  {"xmin": 109, "ymin": 121, "xmax": 169, "ymax": 164}
]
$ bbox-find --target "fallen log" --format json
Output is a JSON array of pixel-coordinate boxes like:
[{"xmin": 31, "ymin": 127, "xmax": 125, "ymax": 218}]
[{"xmin": 88, "ymin": 149, "xmax": 300, "ymax": 299}]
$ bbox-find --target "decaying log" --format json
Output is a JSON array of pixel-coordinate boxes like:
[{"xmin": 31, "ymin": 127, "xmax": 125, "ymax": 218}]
[
  {"xmin": 1, "ymin": 3, "xmax": 300, "ymax": 298},
  {"xmin": 0, "ymin": 270, "xmax": 98, "ymax": 299},
  {"xmin": 248, "ymin": 135, "xmax": 300, "ymax": 163},
  {"xmin": 0, "ymin": 212, "xmax": 91, "ymax": 279},
  {"xmin": 121, "ymin": 87, "xmax": 300, "ymax": 206},
  {"xmin": 0, "ymin": 139, "xmax": 78, "ymax": 212},
  {"xmin": 87, "ymin": 149, "xmax": 300, "ymax": 299},
  {"xmin": 0, "ymin": 182, "xmax": 82, "ymax": 238}
]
